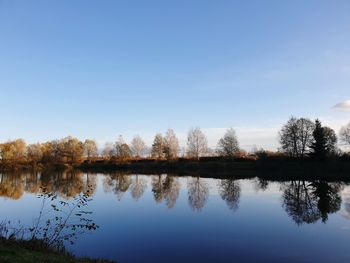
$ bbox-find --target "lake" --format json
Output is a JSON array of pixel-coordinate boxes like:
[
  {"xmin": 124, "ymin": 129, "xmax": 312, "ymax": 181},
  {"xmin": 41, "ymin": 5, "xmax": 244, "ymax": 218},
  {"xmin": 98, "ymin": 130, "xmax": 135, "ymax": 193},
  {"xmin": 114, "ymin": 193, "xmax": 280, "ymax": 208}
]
[{"xmin": 1, "ymin": 171, "xmax": 350, "ymax": 263}]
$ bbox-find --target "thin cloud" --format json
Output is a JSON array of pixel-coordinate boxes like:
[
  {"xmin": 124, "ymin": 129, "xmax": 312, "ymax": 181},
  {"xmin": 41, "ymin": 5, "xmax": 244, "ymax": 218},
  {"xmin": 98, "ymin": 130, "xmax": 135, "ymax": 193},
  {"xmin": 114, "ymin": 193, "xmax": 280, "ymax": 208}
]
[{"xmin": 332, "ymin": 100, "xmax": 350, "ymax": 111}]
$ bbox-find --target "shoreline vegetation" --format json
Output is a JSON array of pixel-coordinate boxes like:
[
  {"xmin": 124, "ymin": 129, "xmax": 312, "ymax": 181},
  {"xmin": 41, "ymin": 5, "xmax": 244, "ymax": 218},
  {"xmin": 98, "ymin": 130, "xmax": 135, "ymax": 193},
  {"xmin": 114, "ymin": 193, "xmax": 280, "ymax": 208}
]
[
  {"xmin": 1, "ymin": 157, "xmax": 350, "ymax": 181},
  {"xmin": 0, "ymin": 189, "xmax": 115, "ymax": 263},
  {"xmin": 0, "ymin": 238, "xmax": 115, "ymax": 263},
  {"xmin": 78, "ymin": 157, "xmax": 350, "ymax": 181},
  {"xmin": 1, "ymin": 117, "xmax": 350, "ymax": 180}
]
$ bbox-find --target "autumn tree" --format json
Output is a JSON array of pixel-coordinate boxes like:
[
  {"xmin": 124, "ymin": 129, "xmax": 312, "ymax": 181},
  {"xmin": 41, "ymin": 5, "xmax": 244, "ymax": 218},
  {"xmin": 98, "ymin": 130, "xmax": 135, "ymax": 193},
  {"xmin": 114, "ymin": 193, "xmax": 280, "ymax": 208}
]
[
  {"xmin": 151, "ymin": 133, "xmax": 164, "ymax": 159},
  {"xmin": 115, "ymin": 136, "xmax": 131, "ymax": 161},
  {"xmin": 40, "ymin": 140, "xmax": 63, "ymax": 164},
  {"xmin": 279, "ymin": 117, "xmax": 315, "ymax": 158},
  {"xmin": 83, "ymin": 139, "xmax": 98, "ymax": 162},
  {"xmin": 26, "ymin": 143, "xmax": 43, "ymax": 166},
  {"xmin": 0, "ymin": 139, "xmax": 27, "ymax": 167},
  {"xmin": 216, "ymin": 128, "xmax": 240, "ymax": 158},
  {"xmin": 163, "ymin": 129, "xmax": 179, "ymax": 160},
  {"xmin": 61, "ymin": 136, "xmax": 84, "ymax": 164},
  {"xmin": 186, "ymin": 127, "xmax": 208, "ymax": 160},
  {"xmin": 130, "ymin": 135, "xmax": 146, "ymax": 158}
]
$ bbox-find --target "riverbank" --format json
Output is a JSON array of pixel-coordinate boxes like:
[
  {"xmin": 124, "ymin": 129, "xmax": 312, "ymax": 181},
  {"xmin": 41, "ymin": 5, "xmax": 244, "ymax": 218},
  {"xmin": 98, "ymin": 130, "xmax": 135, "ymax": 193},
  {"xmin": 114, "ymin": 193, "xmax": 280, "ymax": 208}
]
[
  {"xmin": 78, "ymin": 158, "xmax": 350, "ymax": 181},
  {"xmin": 2, "ymin": 158, "xmax": 350, "ymax": 181},
  {"xmin": 0, "ymin": 238, "xmax": 115, "ymax": 263}
]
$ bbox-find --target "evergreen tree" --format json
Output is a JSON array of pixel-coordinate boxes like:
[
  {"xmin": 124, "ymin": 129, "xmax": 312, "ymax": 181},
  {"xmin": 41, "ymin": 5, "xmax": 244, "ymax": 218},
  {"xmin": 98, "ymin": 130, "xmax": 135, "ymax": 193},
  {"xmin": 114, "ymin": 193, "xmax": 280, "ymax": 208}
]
[{"xmin": 310, "ymin": 119, "xmax": 337, "ymax": 160}]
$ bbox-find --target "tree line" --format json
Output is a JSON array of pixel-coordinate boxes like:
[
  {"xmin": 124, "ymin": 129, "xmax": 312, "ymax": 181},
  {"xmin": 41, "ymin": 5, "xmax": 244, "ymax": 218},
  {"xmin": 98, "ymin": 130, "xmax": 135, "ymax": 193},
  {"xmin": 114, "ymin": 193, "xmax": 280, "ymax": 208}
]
[
  {"xmin": 0, "ymin": 120, "xmax": 350, "ymax": 168},
  {"xmin": 0, "ymin": 128, "xmax": 240, "ymax": 168},
  {"xmin": 279, "ymin": 117, "xmax": 350, "ymax": 160}
]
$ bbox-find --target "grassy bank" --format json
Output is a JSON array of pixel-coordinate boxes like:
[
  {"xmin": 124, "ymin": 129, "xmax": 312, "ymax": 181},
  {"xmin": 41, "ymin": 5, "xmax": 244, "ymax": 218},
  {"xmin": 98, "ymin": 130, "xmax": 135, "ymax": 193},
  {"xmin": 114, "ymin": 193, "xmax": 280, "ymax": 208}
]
[{"xmin": 0, "ymin": 238, "xmax": 115, "ymax": 263}]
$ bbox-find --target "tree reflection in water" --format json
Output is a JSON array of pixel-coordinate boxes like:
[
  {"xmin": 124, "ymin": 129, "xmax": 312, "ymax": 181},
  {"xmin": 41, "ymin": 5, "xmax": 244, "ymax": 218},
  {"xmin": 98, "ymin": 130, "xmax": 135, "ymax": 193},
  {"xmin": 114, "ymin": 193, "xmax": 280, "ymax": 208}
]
[
  {"xmin": 0, "ymin": 172, "xmax": 26, "ymax": 200},
  {"xmin": 130, "ymin": 175, "xmax": 147, "ymax": 201},
  {"xmin": 152, "ymin": 175, "xmax": 165, "ymax": 203},
  {"xmin": 218, "ymin": 179, "xmax": 241, "ymax": 212},
  {"xmin": 0, "ymin": 171, "xmax": 97, "ymax": 200},
  {"xmin": 151, "ymin": 175, "xmax": 180, "ymax": 208},
  {"xmin": 281, "ymin": 180, "xmax": 342, "ymax": 224},
  {"xmin": 187, "ymin": 177, "xmax": 209, "ymax": 211},
  {"xmin": 1, "ymin": 172, "xmax": 348, "ymax": 222},
  {"xmin": 341, "ymin": 187, "xmax": 350, "ymax": 219},
  {"xmin": 253, "ymin": 178, "xmax": 269, "ymax": 192},
  {"xmin": 103, "ymin": 172, "xmax": 132, "ymax": 201}
]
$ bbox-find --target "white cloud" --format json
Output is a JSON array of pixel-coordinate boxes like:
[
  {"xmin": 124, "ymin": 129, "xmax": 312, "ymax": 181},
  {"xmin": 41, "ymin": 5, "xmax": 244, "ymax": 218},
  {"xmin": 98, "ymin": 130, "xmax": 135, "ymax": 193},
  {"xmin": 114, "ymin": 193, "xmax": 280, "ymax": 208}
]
[{"xmin": 332, "ymin": 100, "xmax": 350, "ymax": 111}]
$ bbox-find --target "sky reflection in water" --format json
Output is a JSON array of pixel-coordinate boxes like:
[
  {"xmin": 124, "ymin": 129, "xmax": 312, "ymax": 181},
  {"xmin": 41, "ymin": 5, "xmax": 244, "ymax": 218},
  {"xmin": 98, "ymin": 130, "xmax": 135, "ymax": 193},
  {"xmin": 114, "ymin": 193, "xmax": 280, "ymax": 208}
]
[{"xmin": 1, "ymin": 172, "xmax": 350, "ymax": 263}]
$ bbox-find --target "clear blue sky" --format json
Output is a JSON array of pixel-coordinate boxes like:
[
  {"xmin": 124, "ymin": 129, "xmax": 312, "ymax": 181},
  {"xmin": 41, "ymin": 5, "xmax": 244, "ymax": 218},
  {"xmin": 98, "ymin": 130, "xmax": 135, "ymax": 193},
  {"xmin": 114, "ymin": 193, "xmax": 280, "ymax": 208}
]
[{"xmin": 0, "ymin": 0, "xmax": 349, "ymax": 149}]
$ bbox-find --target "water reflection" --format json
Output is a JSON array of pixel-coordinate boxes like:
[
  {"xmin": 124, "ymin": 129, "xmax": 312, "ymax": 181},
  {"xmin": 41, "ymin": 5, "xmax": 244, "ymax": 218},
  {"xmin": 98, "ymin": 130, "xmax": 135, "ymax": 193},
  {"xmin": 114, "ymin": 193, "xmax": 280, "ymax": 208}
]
[
  {"xmin": 281, "ymin": 180, "xmax": 342, "ymax": 224},
  {"xmin": 103, "ymin": 172, "xmax": 132, "ymax": 200},
  {"xmin": 130, "ymin": 175, "xmax": 147, "ymax": 201},
  {"xmin": 151, "ymin": 175, "xmax": 181, "ymax": 208},
  {"xmin": 2, "ymin": 172, "xmax": 350, "ymax": 263},
  {"xmin": 341, "ymin": 187, "xmax": 350, "ymax": 219},
  {"xmin": 253, "ymin": 177, "xmax": 269, "ymax": 192},
  {"xmin": 187, "ymin": 177, "xmax": 209, "ymax": 211},
  {"xmin": 0, "ymin": 171, "xmax": 97, "ymax": 200},
  {"xmin": 218, "ymin": 179, "xmax": 240, "ymax": 212},
  {"xmin": 0, "ymin": 172, "xmax": 25, "ymax": 199},
  {"xmin": 0, "ymin": 172, "xmax": 348, "ymax": 224}
]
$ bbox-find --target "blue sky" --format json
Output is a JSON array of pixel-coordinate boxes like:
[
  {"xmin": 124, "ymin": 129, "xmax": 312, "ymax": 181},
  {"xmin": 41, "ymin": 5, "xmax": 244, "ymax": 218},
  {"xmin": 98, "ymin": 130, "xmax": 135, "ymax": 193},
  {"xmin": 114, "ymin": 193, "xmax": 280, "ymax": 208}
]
[{"xmin": 0, "ymin": 0, "xmax": 350, "ymax": 150}]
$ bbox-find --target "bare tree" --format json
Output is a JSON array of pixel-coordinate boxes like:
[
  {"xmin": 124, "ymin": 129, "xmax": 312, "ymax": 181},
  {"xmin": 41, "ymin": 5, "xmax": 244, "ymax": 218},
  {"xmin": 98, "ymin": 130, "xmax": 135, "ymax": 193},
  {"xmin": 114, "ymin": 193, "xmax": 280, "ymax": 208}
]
[
  {"xmin": 102, "ymin": 142, "xmax": 114, "ymax": 159},
  {"xmin": 340, "ymin": 122, "xmax": 350, "ymax": 146},
  {"xmin": 83, "ymin": 139, "xmax": 98, "ymax": 162},
  {"xmin": 151, "ymin": 133, "xmax": 164, "ymax": 159},
  {"xmin": 323, "ymin": 127, "xmax": 338, "ymax": 153},
  {"xmin": 279, "ymin": 117, "xmax": 315, "ymax": 158},
  {"xmin": 216, "ymin": 128, "xmax": 240, "ymax": 157},
  {"xmin": 130, "ymin": 135, "xmax": 146, "ymax": 158},
  {"xmin": 186, "ymin": 127, "xmax": 208, "ymax": 160},
  {"xmin": 163, "ymin": 129, "xmax": 179, "ymax": 160}
]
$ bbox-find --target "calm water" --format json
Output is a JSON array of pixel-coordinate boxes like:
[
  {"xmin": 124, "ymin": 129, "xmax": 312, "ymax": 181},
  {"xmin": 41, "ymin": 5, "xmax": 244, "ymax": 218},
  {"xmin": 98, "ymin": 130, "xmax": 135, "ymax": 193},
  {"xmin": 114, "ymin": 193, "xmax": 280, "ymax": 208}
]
[{"xmin": 1, "ymin": 172, "xmax": 350, "ymax": 263}]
